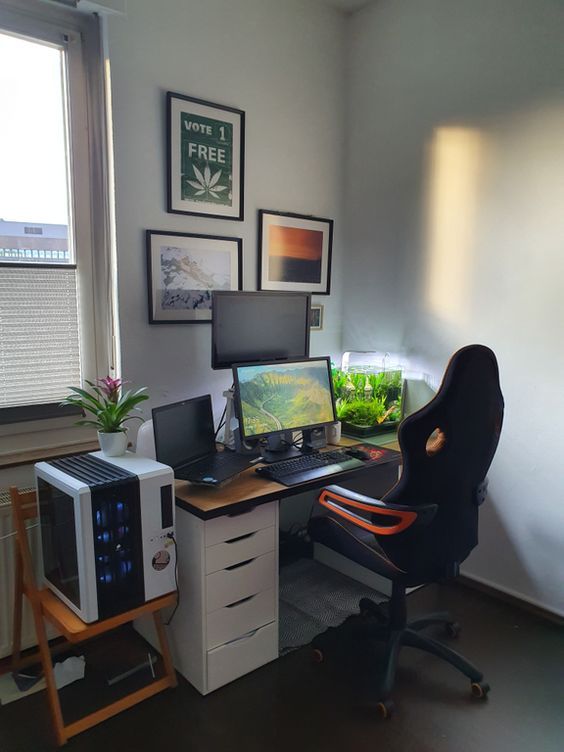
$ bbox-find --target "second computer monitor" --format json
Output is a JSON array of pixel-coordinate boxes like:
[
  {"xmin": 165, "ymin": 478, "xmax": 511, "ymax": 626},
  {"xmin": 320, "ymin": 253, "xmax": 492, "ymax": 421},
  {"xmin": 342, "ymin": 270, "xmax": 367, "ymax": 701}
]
[
  {"xmin": 232, "ymin": 356, "xmax": 336, "ymax": 441},
  {"xmin": 211, "ymin": 291, "xmax": 311, "ymax": 370}
]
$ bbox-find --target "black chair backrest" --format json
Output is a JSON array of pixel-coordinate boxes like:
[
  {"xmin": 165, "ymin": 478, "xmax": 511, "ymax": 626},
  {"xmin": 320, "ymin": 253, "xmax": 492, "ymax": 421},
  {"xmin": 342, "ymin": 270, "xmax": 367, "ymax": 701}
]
[{"xmin": 379, "ymin": 345, "xmax": 504, "ymax": 584}]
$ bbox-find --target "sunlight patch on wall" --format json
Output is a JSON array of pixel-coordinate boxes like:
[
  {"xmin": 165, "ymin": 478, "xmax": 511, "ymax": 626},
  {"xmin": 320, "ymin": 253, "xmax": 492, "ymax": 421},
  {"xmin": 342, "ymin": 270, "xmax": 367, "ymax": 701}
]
[{"xmin": 424, "ymin": 127, "xmax": 486, "ymax": 324}]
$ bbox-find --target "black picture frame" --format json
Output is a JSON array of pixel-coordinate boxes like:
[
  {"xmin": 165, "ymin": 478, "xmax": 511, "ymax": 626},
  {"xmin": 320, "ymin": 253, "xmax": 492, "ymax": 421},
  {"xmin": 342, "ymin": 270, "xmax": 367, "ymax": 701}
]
[
  {"xmin": 167, "ymin": 91, "xmax": 245, "ymax": 220},
  {"xmin": 257, "ymin": 210, "xmax": 333, "ymax": 295},
  {"xmin": 146, "ymin": 230, "xmax": 242, "ymax": 324}
]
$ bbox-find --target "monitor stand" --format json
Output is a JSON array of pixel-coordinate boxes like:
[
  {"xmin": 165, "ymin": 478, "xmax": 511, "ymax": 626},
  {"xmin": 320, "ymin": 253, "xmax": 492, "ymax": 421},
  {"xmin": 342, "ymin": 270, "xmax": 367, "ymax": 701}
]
[
  {"xmin": 259, "ymin": 429, "xmax": 328, "ymax": 463},
  {"xmin": 222, "ymin": 387, "xmax": 238, "ymax": 450},
  {"xmin": 259, "ymin": 432, "xmax": 303, "ymax": 464},
  {"xmin": 223, "ymin": 388, "xmax": 261, "ymax": 456},
  {"xmin": 224, "ymin": 389, "xmax": 298, "ymax": 460}
]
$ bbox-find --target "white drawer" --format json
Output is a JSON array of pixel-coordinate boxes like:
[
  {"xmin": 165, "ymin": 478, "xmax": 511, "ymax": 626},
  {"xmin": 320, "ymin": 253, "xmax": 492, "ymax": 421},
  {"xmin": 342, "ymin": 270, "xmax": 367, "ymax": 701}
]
[
  {"xmin": 205, "ymin": 502, "xmax": 276, "ymax": 547},
  {"xmin": 206, "ymin": 587, "xmax": 276, "ymax": 650},
  {"xmin": 206, "ymin": 621, "xmax": 278, "ymax": 692},
  {"xmin": 206, "ymin": 551, "xmax": 276, "ymax": 613},
  {"xmin": 205, "ymin": 526, "xmax": 276, "ymax": 574}
]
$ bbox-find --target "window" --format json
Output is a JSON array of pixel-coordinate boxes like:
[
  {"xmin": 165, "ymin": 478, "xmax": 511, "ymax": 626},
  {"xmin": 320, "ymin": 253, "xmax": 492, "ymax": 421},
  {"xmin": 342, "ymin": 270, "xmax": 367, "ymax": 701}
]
[{"xmin": 0, "ymin": 2, "xmax": 116, "ymax": 429}]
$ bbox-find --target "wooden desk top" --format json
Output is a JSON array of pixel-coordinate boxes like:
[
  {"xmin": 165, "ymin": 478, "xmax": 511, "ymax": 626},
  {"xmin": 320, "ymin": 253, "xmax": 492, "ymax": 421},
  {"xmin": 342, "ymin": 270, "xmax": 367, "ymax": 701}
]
[{"xmin": 174, "ymin": 443, "xmax": 401, "ymax": 520}]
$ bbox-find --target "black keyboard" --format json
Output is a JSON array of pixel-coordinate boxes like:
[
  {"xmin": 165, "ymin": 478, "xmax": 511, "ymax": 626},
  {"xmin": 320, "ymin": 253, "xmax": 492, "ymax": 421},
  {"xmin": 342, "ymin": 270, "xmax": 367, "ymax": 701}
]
[{"xmin": 255, "ymin": 449, "xmax": 359, "ymax": 485}]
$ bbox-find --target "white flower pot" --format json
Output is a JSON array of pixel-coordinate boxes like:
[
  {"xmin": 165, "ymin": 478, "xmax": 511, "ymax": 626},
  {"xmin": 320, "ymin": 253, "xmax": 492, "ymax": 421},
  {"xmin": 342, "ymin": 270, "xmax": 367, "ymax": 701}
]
[{"xmin": 97, "ymin": 431, "xmax": 127, "ymax": 457}]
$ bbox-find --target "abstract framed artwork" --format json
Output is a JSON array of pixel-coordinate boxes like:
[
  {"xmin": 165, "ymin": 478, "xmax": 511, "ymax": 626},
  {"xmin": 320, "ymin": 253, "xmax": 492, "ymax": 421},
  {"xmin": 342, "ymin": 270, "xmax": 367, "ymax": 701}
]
[
  {"xmin": 257, "ymin": 210, "xmax": 333, "ymax": 295},
  {"xmin": 310, "ymin": 304, "xmax": 324, "ymax": 330},
  {"xmin": 146, "ymin": 230, "xmax": 242, "ymax": 324},
  {"xmin": 167, "ymin": 91, "xmax": 245, "ymax": 220}
]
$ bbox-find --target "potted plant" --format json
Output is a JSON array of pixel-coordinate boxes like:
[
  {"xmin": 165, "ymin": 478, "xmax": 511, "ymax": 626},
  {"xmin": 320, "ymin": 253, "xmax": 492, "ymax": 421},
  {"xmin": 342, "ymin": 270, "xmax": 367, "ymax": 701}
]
[{"xmin": 61, "ymin": 377, "xmax": 149, "ymax": 457}]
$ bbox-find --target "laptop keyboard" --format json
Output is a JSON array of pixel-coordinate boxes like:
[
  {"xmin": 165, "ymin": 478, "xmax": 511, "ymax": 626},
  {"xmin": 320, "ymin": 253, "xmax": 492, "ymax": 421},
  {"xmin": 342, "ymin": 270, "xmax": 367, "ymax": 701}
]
[{"xmin": 178, "ymin": 451, "xmax": 252, "ymax": 482}]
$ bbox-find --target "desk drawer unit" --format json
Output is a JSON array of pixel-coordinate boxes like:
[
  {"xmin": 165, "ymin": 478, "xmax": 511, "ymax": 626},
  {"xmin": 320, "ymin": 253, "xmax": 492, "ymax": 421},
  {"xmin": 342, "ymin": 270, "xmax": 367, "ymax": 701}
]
[
  {"xmin": 205, "ymin": 502, "xmax": 276, "ymax": 547},
  {"xmin": 138, "ymin": 500, "xmax": 280, "ymax": 695},
  {"xmin": 206, "ymin": 587, "xmax": 276, "ymax": 650},
  {"xmin": 206, "ymin": 551, "xmax": 276, "ymax": 612},
  {"xmin": 207, "ymin": 621, "xmax": 278, "ymax": 693},
  {"xmin": 205, "ymin": 526, "xmax": 277, "ymax": 574}
]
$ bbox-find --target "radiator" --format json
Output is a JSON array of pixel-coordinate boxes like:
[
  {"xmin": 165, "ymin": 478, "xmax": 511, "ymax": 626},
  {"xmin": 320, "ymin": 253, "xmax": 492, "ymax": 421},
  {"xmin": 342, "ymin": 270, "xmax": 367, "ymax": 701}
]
[{"xmin": 0, "ymin": 488, "xmax": 53, "ymax": 659}]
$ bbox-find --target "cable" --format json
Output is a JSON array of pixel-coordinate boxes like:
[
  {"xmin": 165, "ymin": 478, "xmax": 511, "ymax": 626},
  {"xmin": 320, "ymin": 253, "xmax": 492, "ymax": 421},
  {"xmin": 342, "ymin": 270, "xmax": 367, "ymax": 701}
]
[
  {"xmin": 214, "ymin": 402, "xmax": 227, "ymax": 440},
  {"xmin": 165, "ymin": 532, "xmax": 180, "ymax": 626},
  {"xmin": 280, "ymin": 432, "xmax": 303, "ymax": 450}
]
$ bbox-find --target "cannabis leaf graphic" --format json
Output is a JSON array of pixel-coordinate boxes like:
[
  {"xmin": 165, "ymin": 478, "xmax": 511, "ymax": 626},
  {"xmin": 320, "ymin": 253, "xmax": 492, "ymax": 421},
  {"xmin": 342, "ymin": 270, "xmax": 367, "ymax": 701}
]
[{"xmin": 187, "ymin": 165, "xmax": 228, "ymax": 199}]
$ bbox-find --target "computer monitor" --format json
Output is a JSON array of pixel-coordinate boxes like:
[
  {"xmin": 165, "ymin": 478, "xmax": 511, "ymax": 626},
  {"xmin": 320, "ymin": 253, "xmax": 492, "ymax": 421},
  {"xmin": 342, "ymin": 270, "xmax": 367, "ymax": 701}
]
[
  {"xmin": 211, "ymin": 291, "xmax": 311, "ymax": 370},
  {"xmin": 232, "ymin": 357, "xmax": 337, "ymax": 444}
]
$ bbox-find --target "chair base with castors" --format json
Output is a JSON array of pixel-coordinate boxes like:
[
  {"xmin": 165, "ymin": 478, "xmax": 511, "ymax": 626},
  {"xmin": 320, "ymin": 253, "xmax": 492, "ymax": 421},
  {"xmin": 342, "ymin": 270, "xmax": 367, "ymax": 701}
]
[{"xmin": 311, "ymin": 581, "xmax": 489, "ymax": 718}]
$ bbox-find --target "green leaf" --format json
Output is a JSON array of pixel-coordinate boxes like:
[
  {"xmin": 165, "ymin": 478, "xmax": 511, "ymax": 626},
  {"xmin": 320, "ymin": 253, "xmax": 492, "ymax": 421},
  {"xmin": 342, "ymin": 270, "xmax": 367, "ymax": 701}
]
[
  {"xmin": 75, "ymin": 419, "xmax": 104, "ymax": 429},
  {"xmin": 62, "ymin": 379, "xmax": 149, "ymax": 433}
]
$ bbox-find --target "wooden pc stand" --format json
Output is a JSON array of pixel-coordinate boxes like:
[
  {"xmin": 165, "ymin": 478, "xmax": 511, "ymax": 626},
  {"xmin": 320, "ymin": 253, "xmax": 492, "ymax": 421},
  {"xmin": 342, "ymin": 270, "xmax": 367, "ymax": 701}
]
[{"xmin": 10, "ymin": 486, "xmax": 178, "ymax": 747}]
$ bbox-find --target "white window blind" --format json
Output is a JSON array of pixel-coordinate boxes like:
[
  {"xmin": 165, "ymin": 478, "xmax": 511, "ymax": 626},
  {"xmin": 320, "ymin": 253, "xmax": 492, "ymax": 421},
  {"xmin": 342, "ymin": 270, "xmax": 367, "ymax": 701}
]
[
  {"xmin": 0, "ymin": 267, "xmax": 81, "ymax": 408},
  {"xmin": 0, "ymin": 5, "xmax": 115, "ymax": 428}
]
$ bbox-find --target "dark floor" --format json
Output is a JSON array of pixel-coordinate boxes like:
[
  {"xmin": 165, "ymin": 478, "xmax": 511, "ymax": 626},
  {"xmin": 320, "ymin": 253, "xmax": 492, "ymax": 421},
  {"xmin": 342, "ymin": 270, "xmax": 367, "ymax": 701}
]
[{"xmin": 1, "ymin": 581, "xmax": 563, "ymax": 752}]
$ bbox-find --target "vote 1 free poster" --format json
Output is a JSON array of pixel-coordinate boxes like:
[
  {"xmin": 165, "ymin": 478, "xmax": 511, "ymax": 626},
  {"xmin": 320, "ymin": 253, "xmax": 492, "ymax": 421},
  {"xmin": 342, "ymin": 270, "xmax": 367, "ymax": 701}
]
[{"xmin": 167, "ymin": 91, "xmax": 245, "ymax": 220}]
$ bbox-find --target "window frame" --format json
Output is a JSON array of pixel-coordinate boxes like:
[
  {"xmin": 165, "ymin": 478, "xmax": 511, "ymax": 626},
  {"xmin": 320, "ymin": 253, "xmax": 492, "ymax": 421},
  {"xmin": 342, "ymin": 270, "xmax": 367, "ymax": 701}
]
[{"xmin": 0, "ymin": 0, "xmax": 117, "ymax": 434}]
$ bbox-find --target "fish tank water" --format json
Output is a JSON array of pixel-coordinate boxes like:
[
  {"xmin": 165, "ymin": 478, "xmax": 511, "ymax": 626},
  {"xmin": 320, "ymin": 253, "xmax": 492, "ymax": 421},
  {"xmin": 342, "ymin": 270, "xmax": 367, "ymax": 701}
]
[{"xmin": 332, "ymin": 352, "xmax": 404, "ymax": 436}]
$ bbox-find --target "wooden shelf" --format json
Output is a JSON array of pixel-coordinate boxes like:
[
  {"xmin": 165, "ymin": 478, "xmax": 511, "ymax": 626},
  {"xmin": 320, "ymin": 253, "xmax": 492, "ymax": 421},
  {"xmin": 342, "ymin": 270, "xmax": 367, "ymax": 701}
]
[{"xmin": 40, "ymin": 589, "xmax": 178, "ymax": 643}]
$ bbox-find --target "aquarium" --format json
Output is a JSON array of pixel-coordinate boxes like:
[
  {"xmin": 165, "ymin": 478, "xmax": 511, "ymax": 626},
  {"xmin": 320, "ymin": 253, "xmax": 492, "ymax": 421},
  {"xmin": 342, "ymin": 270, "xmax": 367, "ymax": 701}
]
[{"xmin": 332, "ymin": 359, "xmax": 404, "ymax": 437}]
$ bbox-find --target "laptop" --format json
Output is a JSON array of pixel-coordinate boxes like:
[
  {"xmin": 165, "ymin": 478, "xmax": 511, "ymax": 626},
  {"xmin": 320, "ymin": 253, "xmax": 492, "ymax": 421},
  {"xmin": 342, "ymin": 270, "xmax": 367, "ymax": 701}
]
[{"xmin": 152, "ymin": 395, "xmax": 252, "ymax": 486}]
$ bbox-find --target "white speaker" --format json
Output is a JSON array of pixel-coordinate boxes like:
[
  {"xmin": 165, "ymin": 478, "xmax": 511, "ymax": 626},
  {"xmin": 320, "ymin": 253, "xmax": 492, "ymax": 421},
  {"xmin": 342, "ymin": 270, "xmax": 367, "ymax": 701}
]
[
  {"xmin": 136, "ymin": 419, "xmax": 156, "ymax": 459},
  {"xmin": 325, "ymin": 421, "xmax": 342, "ymax": 445}
]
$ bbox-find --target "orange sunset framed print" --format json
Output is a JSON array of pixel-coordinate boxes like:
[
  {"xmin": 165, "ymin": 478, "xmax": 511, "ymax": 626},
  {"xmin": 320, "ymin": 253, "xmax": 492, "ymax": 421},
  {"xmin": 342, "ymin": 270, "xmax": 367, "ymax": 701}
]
[{"xmin": 258, "ymin": 210, "xmax": 333, "ymax": 294}]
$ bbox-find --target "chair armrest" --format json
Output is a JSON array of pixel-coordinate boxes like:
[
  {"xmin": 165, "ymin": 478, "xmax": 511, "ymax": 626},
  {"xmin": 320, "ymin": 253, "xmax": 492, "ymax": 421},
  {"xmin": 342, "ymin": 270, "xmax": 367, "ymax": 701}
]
[{"xmin": 318, "ymin": 484, "xmax": 437, "ymax": 536}]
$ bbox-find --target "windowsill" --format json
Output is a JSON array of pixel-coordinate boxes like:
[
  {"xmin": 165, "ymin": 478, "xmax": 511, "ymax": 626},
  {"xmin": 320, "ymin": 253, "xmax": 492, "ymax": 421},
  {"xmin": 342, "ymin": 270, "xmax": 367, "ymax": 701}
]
[
  {"xmin": 0, "ymin": 420, "xmax": 99, "ymax": 469},
  {"xmin": 0, "ymin": 439, "xmax": 100, "ymax": 469}
]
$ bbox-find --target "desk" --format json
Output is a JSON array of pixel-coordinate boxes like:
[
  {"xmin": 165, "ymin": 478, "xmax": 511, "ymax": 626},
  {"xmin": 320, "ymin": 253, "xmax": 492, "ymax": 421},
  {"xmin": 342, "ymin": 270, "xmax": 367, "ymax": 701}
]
[
  {"xmin": 174, "ymin": 442, "xmax": 400, "ymax": 520},
  {"xmin": 137, "ymin": 444, "xmax": 401, "ymax": 695}
]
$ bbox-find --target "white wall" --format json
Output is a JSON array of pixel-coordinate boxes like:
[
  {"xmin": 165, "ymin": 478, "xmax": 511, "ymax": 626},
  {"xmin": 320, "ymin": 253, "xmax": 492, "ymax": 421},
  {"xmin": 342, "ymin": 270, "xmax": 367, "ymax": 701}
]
[
  {"xmin": 105, "ymin": 0, "xmax": 346, "ymax": 430},
  {"xmin": 344, "ymin": 0, "xmax": 564, "ymax": 615}
]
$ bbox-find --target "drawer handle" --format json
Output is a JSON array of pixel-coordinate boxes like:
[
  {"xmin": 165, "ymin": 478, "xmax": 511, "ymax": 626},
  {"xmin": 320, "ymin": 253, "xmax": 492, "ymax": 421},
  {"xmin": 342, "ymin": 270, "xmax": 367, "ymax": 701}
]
[
  {"xmin": 225, "ymin": 531, "xmax": 256, "ymax": 545},
  {"xmin": 225, "ymin": 626, "xmax": 261, "ymax": 645},
  {"xmin": 224, "ymin": 557, "xmax": 256, "ymax": 571},
  {"xmin": 226, "ymin": 594, "xmax": 257, "ymax": 609}
]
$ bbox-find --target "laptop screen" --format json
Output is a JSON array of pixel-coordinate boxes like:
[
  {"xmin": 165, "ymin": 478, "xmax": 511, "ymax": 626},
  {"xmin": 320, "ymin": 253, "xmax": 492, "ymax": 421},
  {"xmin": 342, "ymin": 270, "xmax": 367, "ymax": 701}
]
[{"xmin": 152, "ymin": 395, "xmax": 216, "ymax": 469}]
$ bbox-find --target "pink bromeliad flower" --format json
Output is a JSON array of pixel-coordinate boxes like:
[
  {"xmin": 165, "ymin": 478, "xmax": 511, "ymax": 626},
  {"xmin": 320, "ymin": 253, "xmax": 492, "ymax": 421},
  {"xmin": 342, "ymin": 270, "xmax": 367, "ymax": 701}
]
[{"xmin": 96, "ymin": 376, "xmax": 123, "ymax": 402}]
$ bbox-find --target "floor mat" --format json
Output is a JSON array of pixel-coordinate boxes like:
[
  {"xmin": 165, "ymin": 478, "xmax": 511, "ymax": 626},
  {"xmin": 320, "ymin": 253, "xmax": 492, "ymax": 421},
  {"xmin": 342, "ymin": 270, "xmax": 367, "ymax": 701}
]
[{"xmin": 278, "ymin": 558, "xmax": 386, "ymax": 654}]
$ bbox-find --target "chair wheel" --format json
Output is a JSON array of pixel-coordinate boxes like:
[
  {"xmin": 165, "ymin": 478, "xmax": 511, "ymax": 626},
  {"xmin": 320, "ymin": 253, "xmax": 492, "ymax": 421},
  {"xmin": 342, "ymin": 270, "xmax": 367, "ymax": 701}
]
[
  {"xmin": 376, "ymin": 699, "xmax": 395, "ymax": 719},
  {"xmin": 470, "ymin": 681, "xmax": 490, "ymax": 699},
  {"xmin": 445, "ymin": 621, "xmax": 461, "ymax": 638},
  {"xmin": 311, "ymin": 648, "xmax": 324, "ymax": 664}
]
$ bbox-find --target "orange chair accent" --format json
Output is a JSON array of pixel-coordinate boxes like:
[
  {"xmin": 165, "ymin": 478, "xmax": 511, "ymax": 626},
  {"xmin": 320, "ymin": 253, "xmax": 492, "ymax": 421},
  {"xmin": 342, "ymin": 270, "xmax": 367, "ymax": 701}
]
[{"xmin": 318, "ymin": 488, "xmax": 419, "ymax": 535}]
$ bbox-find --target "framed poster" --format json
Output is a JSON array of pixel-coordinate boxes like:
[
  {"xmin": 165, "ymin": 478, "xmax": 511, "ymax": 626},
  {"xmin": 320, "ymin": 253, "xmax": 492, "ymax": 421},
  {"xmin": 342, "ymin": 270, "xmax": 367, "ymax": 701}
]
[
  {"xmin": 167, "ymin": 92, "xmax": 245, "ymax": 220},
  {"xmin": 146, "ymin": 230, "xmax": 242, "ymax": 324},
  {"xmin": 310, "ymin": 304, "xmax": 324, "ymax": 330},
  {"xmin": 258, "ymin": 210, "xmax": 333, "ymax": 295}
]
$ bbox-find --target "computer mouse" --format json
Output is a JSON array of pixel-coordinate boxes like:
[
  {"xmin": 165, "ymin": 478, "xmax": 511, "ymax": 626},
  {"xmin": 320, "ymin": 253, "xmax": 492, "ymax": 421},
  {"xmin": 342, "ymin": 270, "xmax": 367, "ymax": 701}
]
[{"xmin": 346, "ymin": 447, "xmax": 371, "ymax": 461}]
